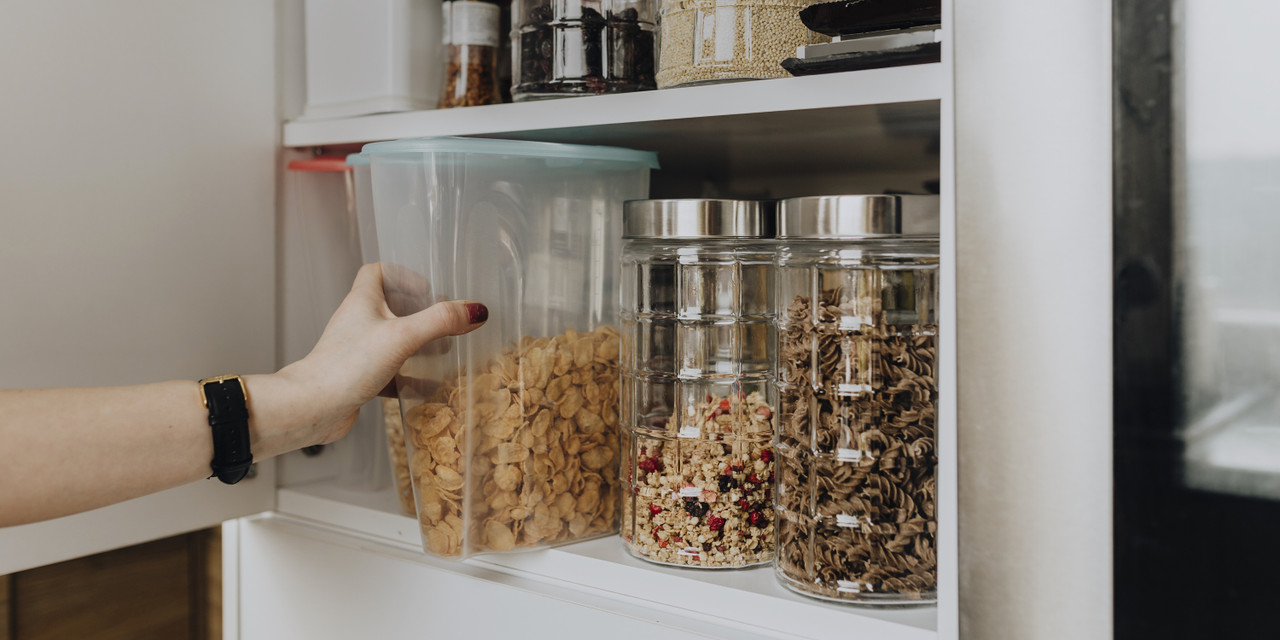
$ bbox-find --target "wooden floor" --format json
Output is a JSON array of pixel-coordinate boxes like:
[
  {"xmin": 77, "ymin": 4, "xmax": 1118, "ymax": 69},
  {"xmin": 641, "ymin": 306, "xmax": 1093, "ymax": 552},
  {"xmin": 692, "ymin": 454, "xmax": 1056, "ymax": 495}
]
[{"xmin": 2, "ymin": 529, "xmax": 220, "ymax": 640}]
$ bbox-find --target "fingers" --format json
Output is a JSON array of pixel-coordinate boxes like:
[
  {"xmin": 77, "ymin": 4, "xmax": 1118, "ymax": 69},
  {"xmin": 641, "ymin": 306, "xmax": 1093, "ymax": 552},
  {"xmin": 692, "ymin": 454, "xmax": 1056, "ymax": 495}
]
[{"xmin": 396, "ymin": 300, "xmax": 488, "ymax": 348}]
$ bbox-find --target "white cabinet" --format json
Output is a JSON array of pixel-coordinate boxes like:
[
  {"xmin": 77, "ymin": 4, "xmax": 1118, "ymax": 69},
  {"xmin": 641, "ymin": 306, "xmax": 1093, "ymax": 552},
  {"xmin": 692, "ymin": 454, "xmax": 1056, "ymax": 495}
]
[
  {"xmin": 265, "ymin": 66, "xmax": 953, "ymax": 640},
  {"xmin": 0, "ymin": 1, "xmax": 277, "ymax": 576},
  {"xmin": 0, "ymin": 0, "xmax": 1116, "ymax": 638}
]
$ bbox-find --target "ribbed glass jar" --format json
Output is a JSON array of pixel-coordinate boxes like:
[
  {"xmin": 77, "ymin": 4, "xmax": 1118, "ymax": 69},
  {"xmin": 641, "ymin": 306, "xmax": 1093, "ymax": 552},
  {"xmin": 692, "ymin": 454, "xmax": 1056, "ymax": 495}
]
[
  {"xmin": 620, "ymin": 199, "xmax": 778, "ymax": 568},
  {"xmin": 655, "ymin": 0, "xmax": 825, "ymax": 88},
  {"xmin": 773, "ymin": 195, "xmax": 940, "ymax": 604},
  {"xmin": 512, "ymin": 0, "xmax": 657, "ymax": 99}
]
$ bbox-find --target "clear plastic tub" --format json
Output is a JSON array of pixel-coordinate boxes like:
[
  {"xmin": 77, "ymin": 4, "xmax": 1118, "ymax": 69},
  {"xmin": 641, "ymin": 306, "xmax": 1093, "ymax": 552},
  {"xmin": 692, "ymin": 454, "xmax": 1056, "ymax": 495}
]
[
  {"xmin": 285, "ymin": 156, "xmax": 390, "ymax": 492},
  {"xmin": 347, "ymin": 152, "xmax": 414, "ymax": 514},
  {"xmin": 367, "ymin": 137, "xmax": 658, "ymax": 558}
]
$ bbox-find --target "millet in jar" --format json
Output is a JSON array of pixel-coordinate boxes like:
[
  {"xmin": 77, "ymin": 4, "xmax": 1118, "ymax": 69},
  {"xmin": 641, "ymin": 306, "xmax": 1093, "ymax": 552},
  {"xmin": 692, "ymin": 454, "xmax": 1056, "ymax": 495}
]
[{"xmin": 656, "ymin": 0, "xmax": 826, "ymax": 88}]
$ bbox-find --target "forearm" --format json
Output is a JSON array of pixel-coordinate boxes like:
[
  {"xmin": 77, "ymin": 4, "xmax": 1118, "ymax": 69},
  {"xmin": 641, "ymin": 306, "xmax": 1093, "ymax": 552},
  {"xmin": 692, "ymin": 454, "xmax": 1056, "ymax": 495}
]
[{"xmin": 0, "ymin": 374, "xmax": 314, "ymax": 527}]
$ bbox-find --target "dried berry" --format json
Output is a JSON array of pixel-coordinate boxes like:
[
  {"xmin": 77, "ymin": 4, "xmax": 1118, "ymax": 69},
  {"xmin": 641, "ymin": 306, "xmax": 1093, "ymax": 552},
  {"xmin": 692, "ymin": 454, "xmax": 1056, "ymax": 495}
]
[
  {"xmin": 707, "ymin": 515, "xmax": 725, "ymax": 531},
  {"xmin": 683, "ymin": 501, "xmax": 709, "ymax": 518},
  {"xmin": 748, "ymin": 511, "xmax": 764, "ymax": 527},
  {"xmin": 648, "ymin": 503, "xmax": 662, "ymax": 516},
  {"xmin": 760, "ymin": 448, "xmax": 773, "ymax": 463}
]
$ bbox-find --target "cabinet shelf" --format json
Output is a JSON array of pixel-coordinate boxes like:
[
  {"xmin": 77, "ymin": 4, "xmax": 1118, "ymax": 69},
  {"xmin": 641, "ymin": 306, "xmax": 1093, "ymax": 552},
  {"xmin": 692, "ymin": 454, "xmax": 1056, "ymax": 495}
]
[
  {"xmin": 277, "ymin": 480, "xmax": 937, "ymax": 640},
  {"xmin": 284, "ymin": 64, "xmax": 943, "ymax": 198},
  {"xmin": 284, "ymin": 64, "xmax": 942, "ymax": 148}
]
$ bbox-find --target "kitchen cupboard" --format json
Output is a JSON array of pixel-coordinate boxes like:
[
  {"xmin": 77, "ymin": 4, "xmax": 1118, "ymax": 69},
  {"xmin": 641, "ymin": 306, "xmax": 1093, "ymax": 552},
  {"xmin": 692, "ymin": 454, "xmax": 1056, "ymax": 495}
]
[{"xmin": 0, "ymin": 0, "xmax": 1120, "ymax": 638}]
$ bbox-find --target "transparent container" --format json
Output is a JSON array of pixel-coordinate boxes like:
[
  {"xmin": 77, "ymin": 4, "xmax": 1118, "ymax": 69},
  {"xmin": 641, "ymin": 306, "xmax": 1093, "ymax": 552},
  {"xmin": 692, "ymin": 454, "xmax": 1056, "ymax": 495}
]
[
  {"xmin": 773, "ymin": 194, "xmax": 940, "ymax": 604},
  {"xmin": 619, "ymin": 199, "xmax": 777, "ymax": 568},
  {"xmin": 367, "ymin": 137, "xmax": 657, "ymax": 559},
  {"xmin": 439, "ymin": 0, "xmax": 503, "ymax": 108},
  {"xmin": 655, "ymin": 0, "xmax": 826, "ymax": 88},
  {"xmin": 512, "ymin": 0, "xmax": 656, "ymax": 100},
  {"xmin": 348, "ymin": 151, "xmax": 415, "ymax": 515},
  {"xmin": 285, "ymin": 156, "xmax": 390, "ymax": 492}
]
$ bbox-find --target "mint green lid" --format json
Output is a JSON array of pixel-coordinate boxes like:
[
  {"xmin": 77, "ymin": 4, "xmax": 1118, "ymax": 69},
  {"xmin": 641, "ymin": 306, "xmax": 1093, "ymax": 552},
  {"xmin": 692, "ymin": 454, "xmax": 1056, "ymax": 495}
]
[
  {"xmin": 346, "ymin": 152, "xmax": 369, "ymax": 167},
  {"xmin": 362, "ymin": 136, "xmax": 659, "ymax": 169}
]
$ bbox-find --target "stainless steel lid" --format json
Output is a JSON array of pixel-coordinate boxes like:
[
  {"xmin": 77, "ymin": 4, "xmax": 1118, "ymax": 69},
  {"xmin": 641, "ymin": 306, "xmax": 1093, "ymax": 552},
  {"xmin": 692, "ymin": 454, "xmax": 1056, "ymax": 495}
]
[
  {"xmin": 776, "ymin": 195, "xmax": 939, "ymax": 238},
  {"xmin": 623, "ymin": 199, "xmax": 775, "ymax": 239}
]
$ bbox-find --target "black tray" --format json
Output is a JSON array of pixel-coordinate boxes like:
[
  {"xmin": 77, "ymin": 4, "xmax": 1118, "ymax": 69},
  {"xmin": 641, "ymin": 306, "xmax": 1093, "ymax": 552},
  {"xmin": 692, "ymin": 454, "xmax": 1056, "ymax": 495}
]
[{"xmin": 799, "ymin": 0, "xmax": 942, "ymax": 37}]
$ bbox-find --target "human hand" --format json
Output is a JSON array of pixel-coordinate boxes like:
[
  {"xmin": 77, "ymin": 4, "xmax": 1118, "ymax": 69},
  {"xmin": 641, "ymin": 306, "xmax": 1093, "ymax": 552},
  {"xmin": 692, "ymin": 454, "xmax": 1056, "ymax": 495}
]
[{"xmin": 249, "ymin": 263, "xmax": 487, "ymax": 457}]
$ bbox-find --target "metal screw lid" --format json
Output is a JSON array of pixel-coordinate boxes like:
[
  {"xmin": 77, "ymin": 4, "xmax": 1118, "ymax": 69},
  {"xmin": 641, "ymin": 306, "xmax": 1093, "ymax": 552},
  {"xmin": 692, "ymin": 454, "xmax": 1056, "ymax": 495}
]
[
  {"xmin": 623, "ymin": 199, "xmax": 775, "ymax": 239},
  {"xmin": 776, "ymin": 195, "xmax": 939, "ymax": 238}
]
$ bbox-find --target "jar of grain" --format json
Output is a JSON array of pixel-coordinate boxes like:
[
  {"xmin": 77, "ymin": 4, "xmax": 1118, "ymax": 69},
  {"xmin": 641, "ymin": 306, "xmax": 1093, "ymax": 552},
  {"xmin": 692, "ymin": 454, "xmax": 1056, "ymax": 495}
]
[
  {"xmin": 773, "ymin": 194, "xmax": 940, "ymax": 604},
  {"xmin": 655, "ymin": 0, "xmax": 826, "ymax": 88},
  {"xmin": 619, "ymin": 199, "xmax": 778, "ymax": 568}
]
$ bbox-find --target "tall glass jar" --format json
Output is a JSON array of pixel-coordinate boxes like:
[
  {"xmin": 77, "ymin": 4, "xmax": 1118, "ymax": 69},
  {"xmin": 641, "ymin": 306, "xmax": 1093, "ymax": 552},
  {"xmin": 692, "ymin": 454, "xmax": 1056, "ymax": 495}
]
[
  {"xmin": 512, "ymin": 0, "xmax": 656, "ymax": 100},
  {"xmin": 655, "ymin": 0, "xmax": 826, "ymax": 88},
  {"xmin": 620, "ymin": 199, "xmax": 777, "ymax": 568},
  {"xmin": 773, "ymin": 195, "xmax": 940, "ymax": 604},
  {"xmin": 439, "ymin": 0, "xmax": 503, "ymax": 108}
]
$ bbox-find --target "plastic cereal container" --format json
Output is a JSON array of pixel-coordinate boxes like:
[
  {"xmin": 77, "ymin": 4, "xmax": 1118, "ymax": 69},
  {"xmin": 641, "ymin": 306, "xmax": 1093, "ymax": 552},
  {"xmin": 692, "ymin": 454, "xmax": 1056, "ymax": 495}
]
[{"xmin": 367, "ymin": 137, "xmax": 657, "ymax": 558}]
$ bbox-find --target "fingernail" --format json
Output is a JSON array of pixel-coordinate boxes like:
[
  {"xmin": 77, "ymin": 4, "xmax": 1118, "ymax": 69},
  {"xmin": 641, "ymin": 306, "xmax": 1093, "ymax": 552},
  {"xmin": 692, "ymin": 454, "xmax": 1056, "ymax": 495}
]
[{"xmin": 465, "ymin": 302, "xmax": 489, "ymax": 324}]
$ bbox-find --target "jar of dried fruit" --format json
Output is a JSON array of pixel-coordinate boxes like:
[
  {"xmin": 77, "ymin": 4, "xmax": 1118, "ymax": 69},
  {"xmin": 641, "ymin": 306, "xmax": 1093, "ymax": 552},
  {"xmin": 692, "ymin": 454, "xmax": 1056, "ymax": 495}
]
[
  {"xmin": 655, "ymin": 0, "xmax": 827, "ymax": 88},
  {"xmin": 439, "ymin": 0, "xmax": 503, "ymax": 108},
  {"xmin": 511, "ymin": 0, "xmax": 656, "ymax": 99},
  {"xmin": 773, "ymin": 194, "xmax": 940, "ymax": 604},
  {"xmin": 619, "ymin": 199, "xmax": 777, "ymax": 568}
]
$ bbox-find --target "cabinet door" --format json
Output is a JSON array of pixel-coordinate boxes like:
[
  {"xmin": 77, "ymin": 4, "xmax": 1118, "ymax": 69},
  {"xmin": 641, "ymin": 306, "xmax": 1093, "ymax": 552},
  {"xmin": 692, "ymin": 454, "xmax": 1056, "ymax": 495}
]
[{"xmin": 0, "ymin": 2, "xmax": 277, "ymax": 574}]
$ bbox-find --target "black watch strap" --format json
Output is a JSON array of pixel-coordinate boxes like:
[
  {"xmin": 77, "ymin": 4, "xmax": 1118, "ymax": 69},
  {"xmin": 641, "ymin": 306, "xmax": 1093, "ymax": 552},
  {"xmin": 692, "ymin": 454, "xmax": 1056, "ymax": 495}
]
[{"xmin": 199, "ymin": 375, "xmax": 253, "ymax": 485}]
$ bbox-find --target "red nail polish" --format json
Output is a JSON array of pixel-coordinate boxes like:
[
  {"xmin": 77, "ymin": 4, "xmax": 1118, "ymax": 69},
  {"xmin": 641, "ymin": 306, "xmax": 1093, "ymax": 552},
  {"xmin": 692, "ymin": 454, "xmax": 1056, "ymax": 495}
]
[{"xmin": 465, "ymin": 303, "xmax": 488, "ymax": 324}]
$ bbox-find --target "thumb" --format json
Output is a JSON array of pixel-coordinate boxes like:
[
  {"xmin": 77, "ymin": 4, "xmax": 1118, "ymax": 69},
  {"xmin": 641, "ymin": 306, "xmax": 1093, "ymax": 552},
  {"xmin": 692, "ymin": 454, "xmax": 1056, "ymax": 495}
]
[{"xmin": 396, "ymin": 300, "xmax": 488, "ymax": 347}]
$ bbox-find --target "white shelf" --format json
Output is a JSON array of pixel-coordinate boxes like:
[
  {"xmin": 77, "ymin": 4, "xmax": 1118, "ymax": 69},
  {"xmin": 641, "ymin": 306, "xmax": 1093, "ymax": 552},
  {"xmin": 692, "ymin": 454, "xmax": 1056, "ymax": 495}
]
[
  {"xmin": 283, "ymin": 65, "xmax": 944, "ymax": 148},
  {"xmin": 277, "ymin": 480, "xmax": 937, "ymax": 640},
  {"xmin": 284, "ymin": 65, "xmax": 943, "ymax": 198}
]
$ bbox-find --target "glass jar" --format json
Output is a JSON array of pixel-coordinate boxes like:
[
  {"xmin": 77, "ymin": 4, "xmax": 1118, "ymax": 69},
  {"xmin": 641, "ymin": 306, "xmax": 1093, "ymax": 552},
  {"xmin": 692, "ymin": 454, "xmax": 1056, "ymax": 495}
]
[
  {"xmin": 620, "ymin": 199, "xmax": 777, "ymax": 568},
  {"xmin": 512, "ymin": 0, "xmax": 657, "ymax": 100},
  {"xmin": 440, "ymin": 0, "xmax": 503, "ymax": 108},
  {"xmin": 773, "ymin": 195, "xmax": 940, "ymax": 604},
  {"xmin": 655, "ymin": 0, "xmax": 825, "ymax": 88}
]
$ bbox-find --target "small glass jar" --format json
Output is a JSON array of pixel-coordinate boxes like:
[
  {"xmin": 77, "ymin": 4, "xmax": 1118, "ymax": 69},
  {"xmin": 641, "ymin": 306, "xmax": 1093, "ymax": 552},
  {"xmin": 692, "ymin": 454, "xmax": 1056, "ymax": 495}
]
[
  {"xmin": 512, "ymin": 0, "xmax": 657, "ymax": 100},
  {"xmin": 620, "ymin": 199, "xmax": 777, "ymax": 568},
  {"xmin": 655, "ymin": 0, "xmax": 825, "ymax": 88},
  {"xmin": 440, "ymin": 0, "xmax": 503, "ymax": 108},
  {"xmin": 773, "ymin": 195, "xmax": 940, "ymax": 605}
]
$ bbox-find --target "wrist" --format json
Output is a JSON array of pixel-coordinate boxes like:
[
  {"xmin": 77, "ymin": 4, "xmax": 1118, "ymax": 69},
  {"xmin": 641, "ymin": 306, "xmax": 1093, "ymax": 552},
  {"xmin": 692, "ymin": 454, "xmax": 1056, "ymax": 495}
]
[{"xmin": 240, "ymin": 372, "xmax": 317, "ymax": 460}]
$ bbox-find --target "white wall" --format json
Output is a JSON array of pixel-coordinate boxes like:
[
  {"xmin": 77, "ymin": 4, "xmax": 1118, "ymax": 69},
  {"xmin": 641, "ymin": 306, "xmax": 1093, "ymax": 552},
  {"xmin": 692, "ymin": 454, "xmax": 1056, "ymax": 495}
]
[
  {"xmin": 0, "ymin": 1, "xmax": 278, "ymax": 571},
  {"xmin": 954, "ymin": 1, "xmax": 1113, "ymax": 638}
]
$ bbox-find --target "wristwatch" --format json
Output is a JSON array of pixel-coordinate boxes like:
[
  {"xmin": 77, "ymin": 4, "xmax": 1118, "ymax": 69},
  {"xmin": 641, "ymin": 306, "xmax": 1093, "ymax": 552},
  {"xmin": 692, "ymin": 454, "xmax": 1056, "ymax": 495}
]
[{"xmin": 198, "ymin": 374, "xmax": 254, "ymax": 485}]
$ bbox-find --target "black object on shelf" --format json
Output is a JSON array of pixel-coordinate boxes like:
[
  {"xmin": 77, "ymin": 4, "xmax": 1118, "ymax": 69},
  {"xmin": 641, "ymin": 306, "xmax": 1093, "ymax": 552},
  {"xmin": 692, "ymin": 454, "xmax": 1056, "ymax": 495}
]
[
  {"xmin": 782, "ymin": 40, "xmax": 940, "ymax": 76},
  {"xmin": 783, "ymin": 0, "xmax": 941, "ymax": 77},
  {"xmin": 798, "ymin": 0, "xmax": 941, "ymax": 37}
]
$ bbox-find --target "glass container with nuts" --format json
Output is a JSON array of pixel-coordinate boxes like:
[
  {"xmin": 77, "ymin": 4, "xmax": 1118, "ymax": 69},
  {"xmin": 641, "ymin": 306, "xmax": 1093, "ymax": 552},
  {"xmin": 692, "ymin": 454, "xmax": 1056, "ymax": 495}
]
[
  {"xmin": 366, "ymin": 137, "xmax": 657, "ymax": 559},
  {"xmin": 620, "ymin": 199, "xmax": 778, "ymax": 568},
  {"xmin": 774, "ymin": 194, "xmax": 940, "ymax": 604}
]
